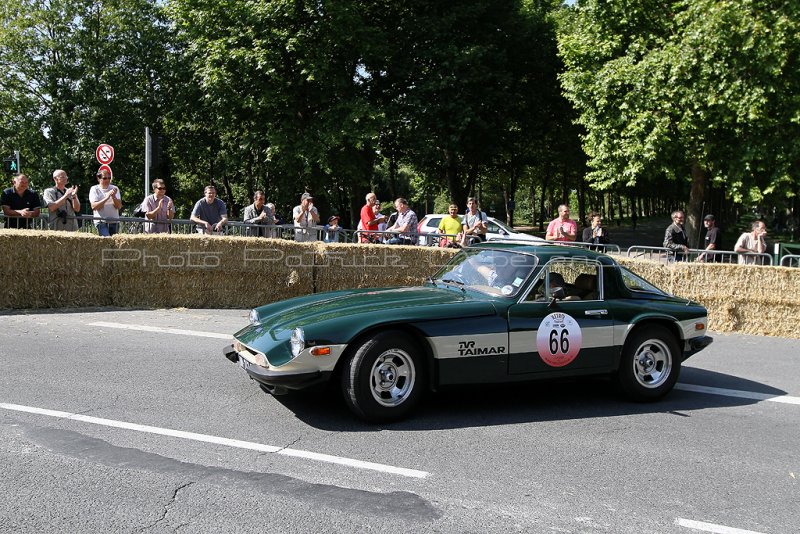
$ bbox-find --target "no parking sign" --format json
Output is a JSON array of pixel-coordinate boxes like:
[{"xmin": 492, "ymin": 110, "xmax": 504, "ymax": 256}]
[{"xmin": 96, "ymin": 144, "xmax": 114, "ymax": 165}]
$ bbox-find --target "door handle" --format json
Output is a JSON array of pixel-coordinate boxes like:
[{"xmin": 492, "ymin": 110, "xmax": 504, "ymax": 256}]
[{"xmin": 585, "ymin": 309, "xmax": 608, "ymax": 316}]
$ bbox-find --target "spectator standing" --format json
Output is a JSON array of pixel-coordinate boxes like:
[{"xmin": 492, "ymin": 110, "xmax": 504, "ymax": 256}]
[
  {"xmin": 323, "ymin": 215, "xmax": 342, "ymax": 243},
  {"xmin": 89, "ymin": 168, "xmax": 122, "ymax": 236},
  {"xmin": 438, "ymin": 204, "xmax": 462, "ymax": 247},
  {"xmin": 141, "ymin": 179, "xmax": 175, "ymax": 234},
  {"xmin": 265, "ymin": 202, "xmax": 280, "ymax": 237},
  {"xmin": 386, "ymin": 198, "xmax": 418, "ymax": 245},
  {"xmin": 461, "ymin": 197, "xmax": 488, "ymax": 246},
  {"xmin": 190, "ymin": 185, "xmax": 228, "ymax": 235},
  {"xmin": 359, "ymin": 192, "xmax": 385, "ymax": 243},
  {"xmin": 243, "ymin": 191, "xmax": 273, "ymax": 237},
  {"xmin": 375, "ymin": 200, "xmax": 388, "ymax": 233},
  {"xmin": 581, "ymin": 212, "xmax": 609, "ymax": 248},
  {"xmin": 43, "ymin": 170, "xmax": 80, "ymax": 231},
  {"xmin": 696, "ymin": 214, "xmax": 722, "ymax": 263},
  {"xmin": 293, "ymin": 192, "xmax": 320, "ymax": 242},
  {"xmin": 734, "ymin": 220, "xmax": 768, "ymax": 265},
  {"xmin": 663, "ymin": 210, "xmax": 689, "ymax": 261},
  {"xmin": 546, "ymin": 204, "xmax": 577, "ymax": 242},
  {"xmin": 1, "ymin": 174, "xmax": 41, "ymax": 229}
]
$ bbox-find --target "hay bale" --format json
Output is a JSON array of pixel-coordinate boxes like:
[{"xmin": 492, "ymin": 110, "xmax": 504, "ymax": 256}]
[
  {"xmin": 4, "ymin": 228, "xmax": 799, "ymax": 339},
  {"xmin": 0, "ymin": 229, "xmax": 112, "ymax": 308},
  {"xmin": 314, "ymin": 243, "xmax": 457, "ymax": 292},
  {"xmin": 105, "ymin": 234, "xmax": 315, "ymax": 308}
]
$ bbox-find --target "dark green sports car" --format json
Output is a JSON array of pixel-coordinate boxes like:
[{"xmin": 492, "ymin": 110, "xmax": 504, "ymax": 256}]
[{"xmin": 224, "ymin": 242, "xmax": 713, "ymax": 422}]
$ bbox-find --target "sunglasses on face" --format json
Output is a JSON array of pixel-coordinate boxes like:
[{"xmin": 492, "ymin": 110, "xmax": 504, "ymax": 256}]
[{"xmin": 155, "ymin": 187, "xmax": 166, "ymax": 190}]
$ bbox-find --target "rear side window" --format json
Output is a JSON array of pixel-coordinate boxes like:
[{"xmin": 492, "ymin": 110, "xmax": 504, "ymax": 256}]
[{"xmin": 619, "ymin": 267, "xmax": 667, "ymax": 295}]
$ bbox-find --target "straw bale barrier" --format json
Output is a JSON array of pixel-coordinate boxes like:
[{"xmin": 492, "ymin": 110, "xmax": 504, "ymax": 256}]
[
  {"xmin": 3, "ymin": 229, "xmax": 799, "ymax": 338},
  {"xmin": 314, "ymin": 243, "xmax": 456, "ymax": 293},
  {"xmin": 616, "ymin": 257, "xmax": 800, "ymax": 338}
]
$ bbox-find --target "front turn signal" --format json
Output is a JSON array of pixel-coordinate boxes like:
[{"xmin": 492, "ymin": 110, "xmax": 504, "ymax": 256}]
[{"xmin": 310, "ymin": 346, "xmax": 332, "ymax": 356}]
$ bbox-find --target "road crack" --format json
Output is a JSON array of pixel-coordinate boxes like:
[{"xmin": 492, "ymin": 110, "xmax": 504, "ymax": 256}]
[{"xmin": 140, "ymin": 481, "xmax": 195, "ymax": 532}]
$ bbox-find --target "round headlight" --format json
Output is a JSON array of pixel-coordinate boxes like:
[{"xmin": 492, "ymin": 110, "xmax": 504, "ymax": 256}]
[
  {"xmin": 290, "ymin": 327, "xmax": 305, "ymax": 358},
  {"xmin": 249, "ymin": 309, "xmax": 259, "ymax": 325}
]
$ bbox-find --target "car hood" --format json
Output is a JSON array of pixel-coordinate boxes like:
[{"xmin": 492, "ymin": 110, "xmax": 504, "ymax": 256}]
[
  {"xmin": 255, "ymin": 285, "xmax": 496, "ymax": 330},
  {"xmin": 236, "ymin": 285, "xmax": 499, "ymax": 350}
]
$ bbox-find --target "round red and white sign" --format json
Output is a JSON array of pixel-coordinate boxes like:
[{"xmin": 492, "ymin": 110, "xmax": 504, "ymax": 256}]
[
  {"xmin": 96, "ymin": 144, "xmax": 115, "ymax": 165},
  {"xmin": 536, "ymin": 312, "xmax": 582, "ymax": 367},
  {"xmin": 97, "ymin": 164, "xmax": 113, "ymax": 179}
]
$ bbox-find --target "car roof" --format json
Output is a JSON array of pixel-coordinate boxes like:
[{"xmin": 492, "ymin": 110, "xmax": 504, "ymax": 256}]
[{"xmin": 467, "ymin": 240, "xmax": 618, "ymax": 263}]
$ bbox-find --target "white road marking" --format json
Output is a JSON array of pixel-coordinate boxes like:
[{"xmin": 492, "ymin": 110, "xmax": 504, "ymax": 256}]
[
  {"xmin": 676, "ymin": 518, "xmax": 767, "ymax": 534},
  {"xmin": 87, "ymin": 321, "xmax": 232, "ymax": 340},
  {"xmin": 676, "ymin": 383, "xmax": 800, "ymax": 405},
  {"xmin": 89, "ymin": 322, "xmax": 800, "ymax": 408},
  {"xmin": 0, "ymin": 402, "xmax": 429, "ymax": 479}
]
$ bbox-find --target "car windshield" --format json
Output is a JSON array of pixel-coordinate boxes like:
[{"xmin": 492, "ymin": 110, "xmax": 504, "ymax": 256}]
[
  {"xmin": 433, "ymin": 248, "xmax": 538, "ymax": 297},
  {"xmin": 619, "ymin": 266, "xmax": 667, "ymax": 295},
  {"xmin": 490, "ymin": 219, "xmax": 514, "ymax": 234}
]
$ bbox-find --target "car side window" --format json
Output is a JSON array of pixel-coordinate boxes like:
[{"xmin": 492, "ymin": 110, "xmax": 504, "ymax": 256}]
[
  {"xmin": 525, "ymin": 260, "xmax": 602, "ymax": 302},
  {"xmin": 487, "ymin": 222, "xmax": 500, "ymax": 233}
]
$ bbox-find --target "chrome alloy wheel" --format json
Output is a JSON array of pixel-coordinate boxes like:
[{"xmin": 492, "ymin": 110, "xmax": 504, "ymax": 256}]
[
  {"xmin": 632, "ymin": 338, "xmax": 673, "ymax": 389},
  {"xmin": 369, "ymin": 349, "xmax": 416, "ymax": 407}
]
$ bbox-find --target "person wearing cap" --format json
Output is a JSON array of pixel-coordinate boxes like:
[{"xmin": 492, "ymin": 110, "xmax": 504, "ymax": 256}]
[
  {"xmin": 697, "ymin": 214, "xmax": 722, "ymax": 263},
  {"xmin": 293, "ymin": 191, "xmax": 320, "ymax": 242},
  {"xmin": 323, "ymin": 215, "xmax": 342, "ymax": 243}
]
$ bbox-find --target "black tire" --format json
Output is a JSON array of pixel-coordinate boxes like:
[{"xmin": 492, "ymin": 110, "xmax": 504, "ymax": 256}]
[
  {"xmin": 617, "ymin": 325, "xmax": 681, "ymax": 401},
  {"xmin": 342, "ymin": 330, "xmax": 426, "ymax": 422}
]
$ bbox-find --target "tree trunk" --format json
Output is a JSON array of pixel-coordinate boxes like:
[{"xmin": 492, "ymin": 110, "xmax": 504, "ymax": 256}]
[
  {"xmin": 445, "ymin": 150, "xmax": 466, "ymax": 205},
  {"xmin": 687, "ymin": 162, "xmax": 707, "ymax": 248}
]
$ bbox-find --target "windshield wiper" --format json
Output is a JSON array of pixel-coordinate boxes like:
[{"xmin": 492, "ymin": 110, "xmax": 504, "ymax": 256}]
[{"xmin": 441, "ymin": 277, "xmax": 467, "ymax": 293}]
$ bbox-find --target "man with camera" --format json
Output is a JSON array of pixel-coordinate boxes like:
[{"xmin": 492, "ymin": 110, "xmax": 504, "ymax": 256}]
[{"xmin": 43, "ymin": 170, "xmax": 80, "ymax": 231}]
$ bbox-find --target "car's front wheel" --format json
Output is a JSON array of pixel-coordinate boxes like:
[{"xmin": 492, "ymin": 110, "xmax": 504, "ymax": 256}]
[
  {"xmin": 617, "ymin": 325, "xmax": 681, "ymax": 401},
  {"xmin": 342, "ymin": 330, "xmax": 426, "ymax": 422}
]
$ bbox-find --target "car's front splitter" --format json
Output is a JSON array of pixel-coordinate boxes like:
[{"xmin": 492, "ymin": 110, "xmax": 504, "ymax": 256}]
[{"xmin": 223, "ymin": 344, "xmax": 330, "ymax": 390}]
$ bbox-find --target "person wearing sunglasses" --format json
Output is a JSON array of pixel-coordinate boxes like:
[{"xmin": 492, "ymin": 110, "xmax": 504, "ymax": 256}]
[
  {"xmin": 89, "ymin": 168, "xmax": 122, "ymax": 236},
  {"xmin": 140, "ymin": 179, "xmax": 175, "ymax": 234}
]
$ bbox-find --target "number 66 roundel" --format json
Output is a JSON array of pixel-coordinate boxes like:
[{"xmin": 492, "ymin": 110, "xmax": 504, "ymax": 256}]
[{"xmin": 536, "ymin": 312, "xmax": 583, "ymax": 367}]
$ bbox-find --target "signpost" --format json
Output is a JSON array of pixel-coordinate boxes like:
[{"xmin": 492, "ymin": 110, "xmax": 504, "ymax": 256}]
[{"xmin": 96, "ymin": 144, "xmax": 114, "ymax": 179}]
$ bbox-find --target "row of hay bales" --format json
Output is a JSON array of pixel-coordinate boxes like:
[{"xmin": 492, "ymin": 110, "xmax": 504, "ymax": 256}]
[{"xmin": 2, "ymin": 229, "xmax": 799, "ymax": 338}]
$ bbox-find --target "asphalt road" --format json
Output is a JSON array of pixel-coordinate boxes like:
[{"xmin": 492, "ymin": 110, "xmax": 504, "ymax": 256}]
[{"xmin": 1, "ymin": 308, "xmax": 797, "ymax": 533}]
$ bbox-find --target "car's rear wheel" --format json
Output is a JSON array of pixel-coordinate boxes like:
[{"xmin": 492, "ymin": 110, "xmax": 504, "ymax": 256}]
[
  {"xmin": 342, "ymin": 330, "xmax": 425, "ymax": 422},
  {"xmin": 617, "ymin": 325, "xmax": 681, "ymax": 401}
]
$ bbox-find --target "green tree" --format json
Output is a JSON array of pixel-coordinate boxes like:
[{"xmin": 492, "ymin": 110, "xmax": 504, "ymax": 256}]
[
  {"xmin": 0, "ymin": 0, "xmax": 174, "ymax": 210},
  {"xmin": 558, "ymin": 0, "xmax": 800, "ymax": 245}
]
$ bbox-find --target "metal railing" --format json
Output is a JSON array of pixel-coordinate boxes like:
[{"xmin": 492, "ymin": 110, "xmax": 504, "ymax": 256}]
[
  {"xmin": 626, "ymin": 245, "xmax": 774, "ymax": 265},
  {"xmin": 352, "ymin": 229, "xmax": 482, "ymax": 247},
  {"xmin": 1, "ymin": 212, "xmax": 796, "ymax": 267},
  {"xmin": 780, "ymin": 254, "xmax": 800, "ymax": 267},
  {"xmin": 554, "ymin": 240, "xmax": 622, "ymax": 254}
]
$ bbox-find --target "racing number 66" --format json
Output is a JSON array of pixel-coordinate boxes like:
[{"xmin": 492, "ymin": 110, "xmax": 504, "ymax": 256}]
[
  {"xmin": 549, "ymin": 328, "xmax": 569, "ymax": 355},
  {"xmin": 536, "ymin": 313, "xmax": 582, "ymax": 367}
]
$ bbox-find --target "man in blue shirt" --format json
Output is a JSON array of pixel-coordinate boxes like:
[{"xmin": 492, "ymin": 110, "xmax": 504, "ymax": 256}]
[{"xmin": 190, "ymin": 185, "xmax": 228, "ymax": 234}]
